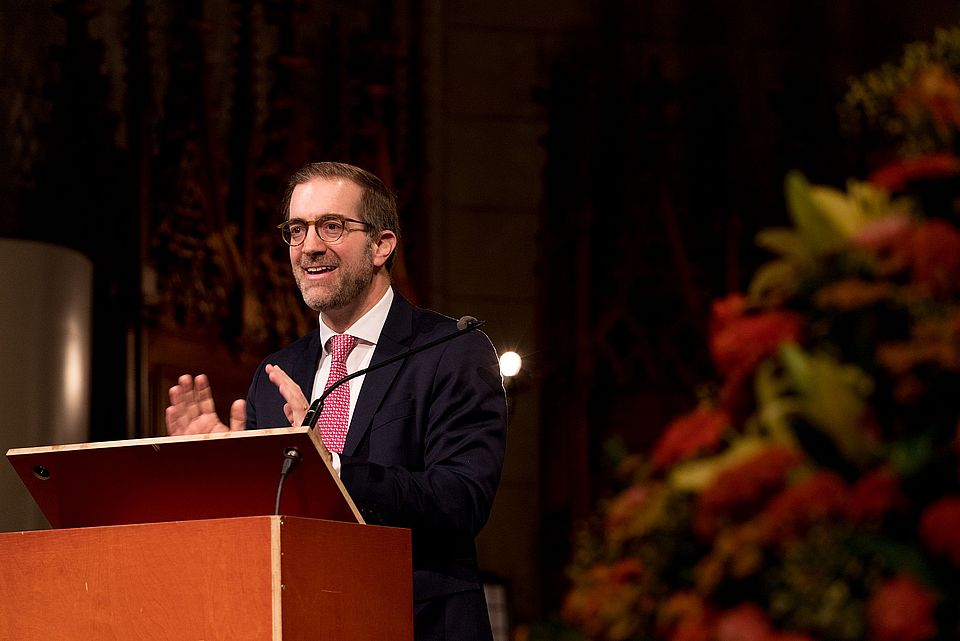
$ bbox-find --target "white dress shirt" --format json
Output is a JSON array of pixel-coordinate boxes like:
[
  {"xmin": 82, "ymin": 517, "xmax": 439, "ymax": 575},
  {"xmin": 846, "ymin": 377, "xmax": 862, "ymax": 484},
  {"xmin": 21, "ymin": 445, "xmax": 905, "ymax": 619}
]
[{"xmin": 311, "ymin": 286, "xmax": 394, "ymax": 472}]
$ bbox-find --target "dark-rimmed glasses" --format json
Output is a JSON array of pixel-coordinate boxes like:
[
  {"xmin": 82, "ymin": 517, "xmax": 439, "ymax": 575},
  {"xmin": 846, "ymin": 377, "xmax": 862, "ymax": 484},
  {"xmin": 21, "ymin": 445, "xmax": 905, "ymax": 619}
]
[{"xmin": 278, "ymin": 215, "xmax": 370, "ymax": 246}]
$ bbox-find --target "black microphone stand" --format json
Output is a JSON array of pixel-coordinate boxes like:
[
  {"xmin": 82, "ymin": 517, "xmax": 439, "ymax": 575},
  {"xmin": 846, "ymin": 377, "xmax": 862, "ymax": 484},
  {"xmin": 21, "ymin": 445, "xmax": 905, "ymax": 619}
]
[{"xmin": 302, "ymin": 317, "xmax": 485, "ymax": 429}]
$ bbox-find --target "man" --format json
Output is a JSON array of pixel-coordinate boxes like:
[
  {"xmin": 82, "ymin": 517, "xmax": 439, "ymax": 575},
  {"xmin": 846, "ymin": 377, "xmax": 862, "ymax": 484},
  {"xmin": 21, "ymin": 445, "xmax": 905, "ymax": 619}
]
[{"xmin": 166, "ymin": 162, "xmax": 507, "ymax": 641}]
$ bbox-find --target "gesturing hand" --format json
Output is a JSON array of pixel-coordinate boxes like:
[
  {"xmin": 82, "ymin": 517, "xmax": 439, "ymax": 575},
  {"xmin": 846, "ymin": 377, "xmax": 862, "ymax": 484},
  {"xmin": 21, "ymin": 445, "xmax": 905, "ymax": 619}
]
[
  {"xmin": 265, "ymin": 364, "xmax": 310, "ymax": 427},
  {"xmin": 265, "ymin": 364, "xmax": 332, "ymax": 464},
  {"xmin": 165, "ymin": 374, "xmax": 246, "ymax": 435}
]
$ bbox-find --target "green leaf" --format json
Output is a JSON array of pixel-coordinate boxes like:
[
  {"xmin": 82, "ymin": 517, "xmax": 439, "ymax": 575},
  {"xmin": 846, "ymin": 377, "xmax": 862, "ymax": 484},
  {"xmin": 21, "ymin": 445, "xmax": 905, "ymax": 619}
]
[
  {"xmin": 809, "ymin": 184, "xmax": 869, "ymax": 238},
  {"xmin": 778, "ymin": 344, "xmax": 877, "ymax": 468},
  {"xmin": 887, "ymin": 430, "xmax": 936, "ymax": 477},
  {"xmin": 748, "ymin": 259, "xmax": 799, "ymax": 301},
  {"xmin": 848, "ymin": 534, "xmax": 937, "ymax": 586},
  {"xmin": 603, "ymin": 437, "xmax": 631, "ymax": 469},
  {"xmin": 785, "ymin": 171, "xmax": 846, "ymax": 255},
  {"xmin": 754, "ymin": 359, "xmax": 802, "ymax": 445},
  {"xmin": 755, "ymin": 227, "xmax": 816, "ymax": 263},
  {"xmin": 668, "ymin": 436, "xmax": 771, "ymax": 491}
]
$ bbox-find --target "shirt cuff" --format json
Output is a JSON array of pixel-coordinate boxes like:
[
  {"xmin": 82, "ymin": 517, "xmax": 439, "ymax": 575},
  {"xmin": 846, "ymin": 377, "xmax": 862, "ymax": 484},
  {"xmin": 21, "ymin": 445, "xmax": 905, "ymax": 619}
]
[{"xmin": 330, "ymin": 451, "xmax": 342, "ymax": 477}]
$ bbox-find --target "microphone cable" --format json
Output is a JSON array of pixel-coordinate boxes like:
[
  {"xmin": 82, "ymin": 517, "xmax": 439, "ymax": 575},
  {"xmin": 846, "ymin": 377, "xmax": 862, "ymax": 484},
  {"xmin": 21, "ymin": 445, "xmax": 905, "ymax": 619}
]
[{"xmin": 273, "ymin": 446, "xmax": 303, "ymax": 515}]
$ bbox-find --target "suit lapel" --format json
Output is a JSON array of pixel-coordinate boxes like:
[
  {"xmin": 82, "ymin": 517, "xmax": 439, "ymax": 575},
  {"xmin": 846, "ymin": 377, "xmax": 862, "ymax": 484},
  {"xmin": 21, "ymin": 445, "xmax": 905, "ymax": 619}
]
[
  {"xmin": 342, "ymin": 294, "xmax": 415, "ymax": 456},
  {"xmin": 291, "ymin": 330, "xmax": 322, "ymax": 398}
]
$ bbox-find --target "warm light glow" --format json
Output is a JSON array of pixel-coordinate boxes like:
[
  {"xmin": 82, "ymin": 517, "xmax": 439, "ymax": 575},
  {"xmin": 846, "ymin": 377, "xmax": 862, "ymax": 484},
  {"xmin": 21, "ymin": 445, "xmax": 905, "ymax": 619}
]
[
  {"xmin": 63, "ymin": 316, "xmax": 87, "ymax": 417},
  {"xmin": 499, "ymin": 351, "xmax": 522, "ymax": 377}
]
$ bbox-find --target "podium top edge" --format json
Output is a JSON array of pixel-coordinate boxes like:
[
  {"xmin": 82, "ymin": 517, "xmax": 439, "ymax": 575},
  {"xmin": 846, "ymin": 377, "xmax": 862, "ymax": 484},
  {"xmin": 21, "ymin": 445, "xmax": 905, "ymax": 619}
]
[{"xmin": 5, "ymin": 426, "xmax": 311, "ymax": 456}]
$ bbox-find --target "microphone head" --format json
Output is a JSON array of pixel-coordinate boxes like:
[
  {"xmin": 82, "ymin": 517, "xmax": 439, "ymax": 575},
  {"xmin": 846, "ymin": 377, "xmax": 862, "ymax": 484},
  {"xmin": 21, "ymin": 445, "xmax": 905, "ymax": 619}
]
[{"xmin": 457, "ymin": 315, "xmax": 481, "ymax": 331}]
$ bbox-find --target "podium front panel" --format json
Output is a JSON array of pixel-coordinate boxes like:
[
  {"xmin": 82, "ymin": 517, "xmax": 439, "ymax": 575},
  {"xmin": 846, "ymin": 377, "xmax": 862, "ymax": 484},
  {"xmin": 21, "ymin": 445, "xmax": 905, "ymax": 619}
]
[
  {"xmin": 0, "ymin": 517, "xmax": 277, "ymax": 640},
  {"xmin": 0, "ymin": 516, "xmax": 412, "ymax": 641}
]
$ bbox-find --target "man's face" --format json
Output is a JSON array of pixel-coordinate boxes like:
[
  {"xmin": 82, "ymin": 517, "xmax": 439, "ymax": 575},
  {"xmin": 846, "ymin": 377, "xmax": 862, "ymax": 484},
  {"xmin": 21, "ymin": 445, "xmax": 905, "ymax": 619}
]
[{"xmin": 288, "ymin": 177, "xmax": 376, "ymax": 313}]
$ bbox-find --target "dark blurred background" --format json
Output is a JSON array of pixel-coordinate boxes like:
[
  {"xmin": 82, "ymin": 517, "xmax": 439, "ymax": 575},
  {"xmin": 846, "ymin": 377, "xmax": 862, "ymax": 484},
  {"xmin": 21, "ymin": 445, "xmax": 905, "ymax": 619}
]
[{"xmin": 1, "ymin": 0, "xmax": 958, "ymax": 635}]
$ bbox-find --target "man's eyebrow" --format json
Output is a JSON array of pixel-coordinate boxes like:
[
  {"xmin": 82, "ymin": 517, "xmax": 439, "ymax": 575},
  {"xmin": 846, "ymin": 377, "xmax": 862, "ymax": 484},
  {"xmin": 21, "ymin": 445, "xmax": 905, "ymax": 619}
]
[{"xmin": 291, "ymin": 211, "xmax": 346, "ymax": 220}]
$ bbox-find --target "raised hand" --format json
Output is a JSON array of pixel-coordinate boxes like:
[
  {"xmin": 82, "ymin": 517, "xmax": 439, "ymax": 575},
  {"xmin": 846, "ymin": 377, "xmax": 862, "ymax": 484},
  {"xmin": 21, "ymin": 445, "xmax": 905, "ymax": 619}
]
[
  {"xmin": 265, "ymin": 364, "xmax": 310, "ymax": 427},
  {"xmin": 265, "ymin": 364, "xmax": 332, "ymax": 463},
  {"xmin": 165, "ymin": 374, "xmax": 246, "ymax": 435}
]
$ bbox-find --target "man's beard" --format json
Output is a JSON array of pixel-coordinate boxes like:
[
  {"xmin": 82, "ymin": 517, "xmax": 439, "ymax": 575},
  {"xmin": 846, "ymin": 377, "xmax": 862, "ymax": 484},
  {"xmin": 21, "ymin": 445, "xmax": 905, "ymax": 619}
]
[{"xmin": 295, "ymin": 247, "xmax": 375, "ymax": 312}]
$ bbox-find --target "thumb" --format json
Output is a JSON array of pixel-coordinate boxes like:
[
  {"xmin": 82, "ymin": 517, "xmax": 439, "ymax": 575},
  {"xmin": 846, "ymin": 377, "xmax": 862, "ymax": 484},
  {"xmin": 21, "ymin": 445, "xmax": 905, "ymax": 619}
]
[{"xmin": 229, "ymin": 399, "xmax": 247, "ymax": 431}]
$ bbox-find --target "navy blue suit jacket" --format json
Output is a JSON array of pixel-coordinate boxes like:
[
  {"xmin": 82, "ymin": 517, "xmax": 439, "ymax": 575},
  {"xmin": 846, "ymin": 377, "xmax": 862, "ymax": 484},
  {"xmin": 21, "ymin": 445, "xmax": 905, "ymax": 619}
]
[{"xmin": 245, "ymin": 293, "xmax": 507, "ymax": 633}]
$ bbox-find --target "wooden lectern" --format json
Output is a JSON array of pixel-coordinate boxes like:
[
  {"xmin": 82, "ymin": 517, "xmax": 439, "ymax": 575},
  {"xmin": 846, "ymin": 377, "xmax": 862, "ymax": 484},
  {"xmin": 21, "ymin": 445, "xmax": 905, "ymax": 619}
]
[{"xmin": 0, "ymin": 427, "xmax": 413, "ymax": 640}]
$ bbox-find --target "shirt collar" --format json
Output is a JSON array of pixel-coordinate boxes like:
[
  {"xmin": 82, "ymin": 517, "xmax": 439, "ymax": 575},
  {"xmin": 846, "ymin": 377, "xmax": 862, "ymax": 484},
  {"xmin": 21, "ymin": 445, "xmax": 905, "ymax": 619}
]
[{"xmin": 318, "ymin": 286, "xmax": 394, "ymax": 352}]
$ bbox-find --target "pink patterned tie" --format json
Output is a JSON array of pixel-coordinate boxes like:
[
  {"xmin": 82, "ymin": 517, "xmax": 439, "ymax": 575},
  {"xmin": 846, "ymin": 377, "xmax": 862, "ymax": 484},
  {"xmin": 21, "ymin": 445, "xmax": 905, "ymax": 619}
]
[{"xmin": 318, "ymin": 333, "xmax": 359, "ymax": 454}]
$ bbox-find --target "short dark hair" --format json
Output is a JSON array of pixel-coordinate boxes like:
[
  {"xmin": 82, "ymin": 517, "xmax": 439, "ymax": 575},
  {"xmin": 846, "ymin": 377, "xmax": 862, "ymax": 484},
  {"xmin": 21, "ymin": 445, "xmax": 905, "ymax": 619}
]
[{"xmin": 280, "ymin": 162, "xmax": 401, "ymax": 270}]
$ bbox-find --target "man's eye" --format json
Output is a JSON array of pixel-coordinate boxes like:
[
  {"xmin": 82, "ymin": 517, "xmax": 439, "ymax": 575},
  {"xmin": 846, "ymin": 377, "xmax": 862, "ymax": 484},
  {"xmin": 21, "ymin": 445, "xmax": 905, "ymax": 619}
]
[
  {"xmin": 288, "ymin": 223, "xmax": 306, "ymax": 235},
  {"xmin": 321, "ymin": 221, "xmax": 343, "ymax": 233}
]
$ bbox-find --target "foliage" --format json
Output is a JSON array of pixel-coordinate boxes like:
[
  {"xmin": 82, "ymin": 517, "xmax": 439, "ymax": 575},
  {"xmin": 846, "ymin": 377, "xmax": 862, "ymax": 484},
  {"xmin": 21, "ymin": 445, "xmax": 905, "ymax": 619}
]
[
  {"xmin": 560, "ymin": 31, "xmax": 960, "ymax": 641},
  {"xmin": 840, "ymin": 26, "xmax": 960, "ymax": 157}
]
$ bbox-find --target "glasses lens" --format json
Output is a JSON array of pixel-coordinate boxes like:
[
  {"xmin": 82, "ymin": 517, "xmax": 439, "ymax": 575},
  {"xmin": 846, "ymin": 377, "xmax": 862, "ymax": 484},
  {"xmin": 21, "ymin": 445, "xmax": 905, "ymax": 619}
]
[
  {"xmin": 283, "ymin": 220, "xmax": 307, "ymax": 245},
  {"xmin": 317, "ymin": 217, "xmax": 345, "ymax": 242}
]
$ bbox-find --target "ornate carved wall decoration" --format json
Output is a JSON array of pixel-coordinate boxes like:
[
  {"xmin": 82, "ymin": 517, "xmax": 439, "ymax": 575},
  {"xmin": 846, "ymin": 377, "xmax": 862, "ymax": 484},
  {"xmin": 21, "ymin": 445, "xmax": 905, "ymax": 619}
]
[{"xmin": 2, "ymin": 0, "xmax": 426, "ymax": 437}]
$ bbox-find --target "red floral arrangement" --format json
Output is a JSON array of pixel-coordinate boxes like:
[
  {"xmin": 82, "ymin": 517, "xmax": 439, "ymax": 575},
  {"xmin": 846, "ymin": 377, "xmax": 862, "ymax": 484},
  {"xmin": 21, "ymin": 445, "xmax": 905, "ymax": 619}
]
[{"xmin": 556, "ymin": 28, "xmax": 960, "ymax": 641}]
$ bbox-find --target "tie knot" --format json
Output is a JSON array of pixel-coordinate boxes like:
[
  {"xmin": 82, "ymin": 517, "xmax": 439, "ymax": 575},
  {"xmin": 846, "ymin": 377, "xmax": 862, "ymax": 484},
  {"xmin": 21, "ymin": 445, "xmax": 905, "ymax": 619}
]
[{"xmin": 328, "ymin": 333, "xmax": 359, "ymax": 363}]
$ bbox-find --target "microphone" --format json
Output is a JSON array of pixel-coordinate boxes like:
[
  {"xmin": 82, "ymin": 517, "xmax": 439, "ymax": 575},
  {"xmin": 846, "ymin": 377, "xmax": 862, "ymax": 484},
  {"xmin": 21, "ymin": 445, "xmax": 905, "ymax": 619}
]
[
  {"xmin": 274, "ymin": 446, "xmax": 302, "ymax": 515},
  {"xmin": 302, "ymin": 315, "xmax": 484, "ymax": 429}
]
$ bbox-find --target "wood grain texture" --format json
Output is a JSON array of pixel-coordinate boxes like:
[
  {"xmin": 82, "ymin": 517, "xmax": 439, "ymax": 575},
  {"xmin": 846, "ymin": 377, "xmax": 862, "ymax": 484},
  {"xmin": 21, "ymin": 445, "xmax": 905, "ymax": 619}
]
[
  {"xmin": 279, "ymin": 517, "xmax": 413, "ymax": 641},
  {"xmin": 0, "ymin": 517, "xmax": 276, "ymax": 640},
  {"xmin": 0, "ymin": 516, "xmax": 413, "ymax": 640}
]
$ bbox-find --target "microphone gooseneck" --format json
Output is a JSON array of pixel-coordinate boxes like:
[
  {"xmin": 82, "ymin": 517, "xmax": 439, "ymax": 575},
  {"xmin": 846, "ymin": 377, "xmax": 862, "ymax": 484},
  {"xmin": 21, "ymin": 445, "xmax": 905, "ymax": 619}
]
[
  {"xmin": 302, "ymin": 315, "xmax": 485, "ymax": 430},
  {"xmin": 274, "ymin": 446, "xmax": 303, "ymax": 515}
]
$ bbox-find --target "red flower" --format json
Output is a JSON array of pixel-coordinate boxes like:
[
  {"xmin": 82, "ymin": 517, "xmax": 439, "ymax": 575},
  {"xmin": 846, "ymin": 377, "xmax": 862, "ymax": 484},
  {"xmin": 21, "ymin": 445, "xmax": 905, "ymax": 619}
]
[
  {"xmin": 894, "ymin": 64, "xmax": 960, "ymax": 139},
  {"xmin": 605, "ymin": 484, "xmax": 656, "ymax": 534},
  {"xmin": 867, "ymin": 575, "xmax": 938, "ymax": 641},
  {"xmin": 709, "ymin": 295, "xmax": 804, "ymax": 413},
  {"xmin": 660, "ymin": 593, "xmax": 714, "ymax": 641},
  {"xmin": 714, "ymin": 604, "xmax": 771, "ymax": 641},
  {"xmin": 909, "ymin": 220, "xmax": 960, "ymax": 298},
  {"xmin": 869, "ymin": 153, "xmax": 960, "ymax": 192},
  {"xmin": 561, "ymin": 559, "xmax": 648, "ymax": 639},
  {"xmin": 670, "ymin": 617, "xmax": 713, "ymax": 641},
  {"xmin": 710, "ymin": 295, "xmax": 805, "ymax": 380},
  {"xmin": 848, "ymin": 466, "xmax": 907, "ymax": 523},
  {"xmin": 608, "ymin": 558, "xmax": 645, "ymax": 583},
  {"xmin": 651, "ymin": 406, "xmax": 731, "ymax": 471},
  {"xmin": 919, "ymin": 496, "xmax": 960, "ymax": 567},
  {"xmin": 851, "ymin": 214, "xmax": 913, "ymax": 254},
  {"xmin": 695, "ymin": 445, "xmax": 806, "ymax": 539},
  {"xmin": 759, "ymin": 470, "xmax": 848, "ymax": 544}
]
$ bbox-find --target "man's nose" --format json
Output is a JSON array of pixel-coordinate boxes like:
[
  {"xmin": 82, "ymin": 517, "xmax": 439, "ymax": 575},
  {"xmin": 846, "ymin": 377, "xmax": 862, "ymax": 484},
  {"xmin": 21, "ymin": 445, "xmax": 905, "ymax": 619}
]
[{"xmin": 301, "ymin": 226, "xmax": 328, "ymax": 253}]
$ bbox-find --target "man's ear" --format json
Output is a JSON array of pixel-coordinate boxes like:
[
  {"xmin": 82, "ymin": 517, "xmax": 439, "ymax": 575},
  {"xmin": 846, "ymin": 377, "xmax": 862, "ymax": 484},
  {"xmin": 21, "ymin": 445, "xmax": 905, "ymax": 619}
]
[{"xmin": 371, "ymin": 230, "xmax": 398, "ymax": 267}]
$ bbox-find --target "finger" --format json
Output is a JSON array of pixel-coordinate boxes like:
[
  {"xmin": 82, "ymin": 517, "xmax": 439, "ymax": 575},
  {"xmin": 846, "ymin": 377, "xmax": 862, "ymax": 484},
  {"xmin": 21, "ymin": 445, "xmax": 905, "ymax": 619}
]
[
  {"xmin": 266, "ymin": 364, "xmax": 309, "ymax": 426},
  {"xmin": 165, "ymin": 404, "xmax": 186, "ymax": 436},
  {"xmin": 282, "ymin": 402, "xmax": 295, "ymax": 426},
  {"xmin": 177, "ymin": 374, "xmax": 200, "ymax": 422},
  {"xmin": 168, "ymin": 382, "xmax": 189, "ymax": 430},
  {"xmin": 168, "ymin": 374, "xmax": 232, "ymax": 435},
  {"xmin": 229, "ymin": 399, "xmax": 246, "ymax": 432},
  {"xmin": 194, "ymin": 374, "xmax": 217, "ymax": 417},
  {"xmin": 167, "ymin": 386, "xmax": 183, "ymax": 431}
]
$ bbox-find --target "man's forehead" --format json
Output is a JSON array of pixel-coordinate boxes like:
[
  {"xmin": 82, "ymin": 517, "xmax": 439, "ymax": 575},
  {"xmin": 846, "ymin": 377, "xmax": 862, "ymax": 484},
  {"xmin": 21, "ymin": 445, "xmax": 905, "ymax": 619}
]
[
  {"xmin": 290, "ymin": 177, "xmax": 362, "ymax": 211},
  {"xmin": 295, "ymin": 175, "xmax": 360, "ymax": 192}
]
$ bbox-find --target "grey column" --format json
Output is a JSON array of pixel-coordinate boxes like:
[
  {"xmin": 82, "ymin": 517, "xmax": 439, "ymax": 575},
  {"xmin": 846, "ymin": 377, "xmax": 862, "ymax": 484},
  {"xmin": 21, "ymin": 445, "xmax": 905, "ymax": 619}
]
[{"xmin": 0, "ymin": 239, "xmax": 92, "ymax": 532}]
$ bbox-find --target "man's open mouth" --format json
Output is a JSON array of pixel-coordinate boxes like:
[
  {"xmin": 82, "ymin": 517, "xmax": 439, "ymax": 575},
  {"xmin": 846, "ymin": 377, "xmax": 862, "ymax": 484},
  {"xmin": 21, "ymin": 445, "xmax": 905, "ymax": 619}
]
[{"xmin": 304, "ymin": 265, "xmax": 337, "ymax": 274}]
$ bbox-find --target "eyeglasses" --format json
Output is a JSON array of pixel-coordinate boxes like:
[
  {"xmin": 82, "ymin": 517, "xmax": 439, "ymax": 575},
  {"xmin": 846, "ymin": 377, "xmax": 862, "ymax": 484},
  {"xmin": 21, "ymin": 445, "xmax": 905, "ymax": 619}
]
[{"xmin": 278, "ymin": 215, "xmax": 370, "ymax": 246}]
